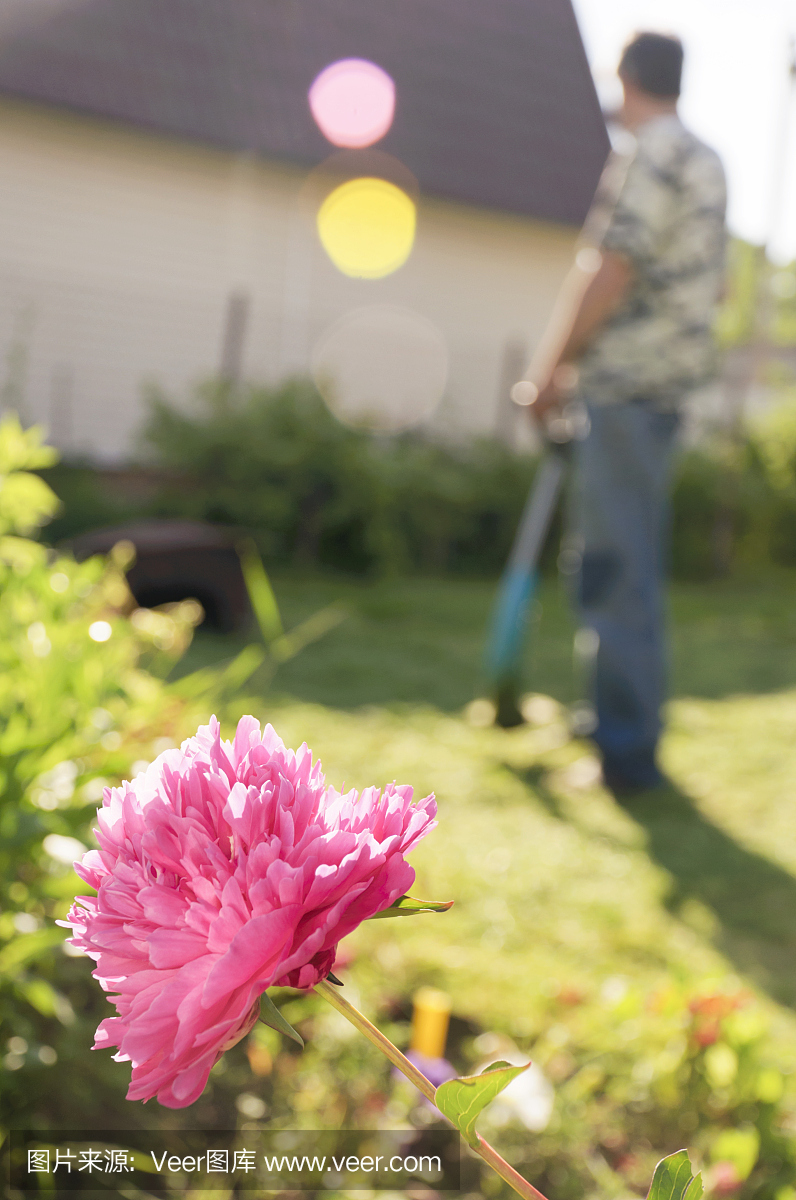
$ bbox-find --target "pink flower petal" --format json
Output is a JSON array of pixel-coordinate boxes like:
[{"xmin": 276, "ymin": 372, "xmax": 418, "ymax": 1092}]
[{"xmin": 64, "ymin": 716, "xmax": 437, "ymax": 1107}]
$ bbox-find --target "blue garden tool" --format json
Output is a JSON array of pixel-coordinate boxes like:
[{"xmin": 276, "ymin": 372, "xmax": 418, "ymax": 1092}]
[{"xmin": 485, "ymin": 425, "xmax": 573, "ymax": 728}]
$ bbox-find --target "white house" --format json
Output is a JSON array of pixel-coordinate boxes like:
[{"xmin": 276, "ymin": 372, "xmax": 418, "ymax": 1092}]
[{"xmin": 0, "ymin": 0, "xmax": 608, "ymax": 460}]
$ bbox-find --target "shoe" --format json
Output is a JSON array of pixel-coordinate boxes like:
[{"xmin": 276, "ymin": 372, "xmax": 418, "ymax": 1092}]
[
  {"xmin": 601, "ymin": 750, "xmax": 663, "ymax": 796},
  {"xmin": 602, "ymin": 767, "xmax": 662, "ymax": 798}
]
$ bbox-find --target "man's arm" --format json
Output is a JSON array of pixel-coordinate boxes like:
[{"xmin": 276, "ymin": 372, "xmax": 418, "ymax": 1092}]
[
  {"xmin": 530, "ymin": 249, "xmax": 634, "ymax": 422},
  {"xmin": 557, "ymin": 250, "xmax": 634, "ymax": 362}
]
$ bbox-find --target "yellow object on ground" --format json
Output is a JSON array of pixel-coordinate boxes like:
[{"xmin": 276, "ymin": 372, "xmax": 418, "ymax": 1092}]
[{"xmin": 411, "ymin": 987, "xmax": 452, "ymax": 1058}]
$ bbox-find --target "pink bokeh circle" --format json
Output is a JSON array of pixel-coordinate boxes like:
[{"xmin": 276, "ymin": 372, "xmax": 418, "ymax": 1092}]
[{"xmin": 309, "ymin": 58, "xmax": 396, "ymax": 149}]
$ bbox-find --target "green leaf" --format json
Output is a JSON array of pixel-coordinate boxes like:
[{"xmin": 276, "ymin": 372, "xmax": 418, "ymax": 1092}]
[
  {"xmin": 0, "ymin": 471, "xmax": 60, "ymax": 536},
  {"xmin": 368, "ymin": 894, "xmax": 454, "ymax": 919},
  {"xmin": 0, "ymin": 413, "xmax": 59, "ymax": 473},
  {"xmin": 216, "ymin": 644, "xmax": 268, "ymax": 690},
  {"xmin": 169, "ymin": 663, "xmax": 223, "ymax": 699},
  {"xmin": 260, "ymin": 991, "xmax": 304, "ymax": 1048},
  {"xmin": 237, "ymin": 539, "xmax": 284, "ymax": 645},
  {"xmin": 435, "ymin": 1060, "xmax": 529, "ymax": 1147},
  {"xmin": 17, "ymin": 977, "xmax": 74, "ymax": 1023},
  {"xmin": 0, "ymin": 927, "xmax": 64, "ymax": 977},
  {"xmin": 0, "ymin": 535, "xmax": 48, "ymax": 571},
  {"xmin": 171, "ymin": 643, "xmax": 266, "ymax": 699},
  {"xmin": 646, "ymin": 1151, "xmax": 703, "ymax": 1200},
  {"xmin": 270, "ymin": 605, "xmax": 347, "ymax": 663}
]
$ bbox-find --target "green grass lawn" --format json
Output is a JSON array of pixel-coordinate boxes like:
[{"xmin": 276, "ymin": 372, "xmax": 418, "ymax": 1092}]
[
  {"xmin": 177, "ymin": 568, "xmax": 796, "ymax": 709},
  {"xmin": 173, "ymin": 567, "xmax": 796, "ymax": 1015},
  {"xmin": 167, "ymin": 570, "xmax": 796, "ymax": 1193},
  {"xmin": 172, "ymin": 568, "xmax": 796, "ymax": 1003}
]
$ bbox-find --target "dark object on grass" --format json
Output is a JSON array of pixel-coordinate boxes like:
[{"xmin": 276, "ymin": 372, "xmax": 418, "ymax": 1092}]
[{"xmin": 68, "ymin": 519, "xmax": 252, "ymax": 632}]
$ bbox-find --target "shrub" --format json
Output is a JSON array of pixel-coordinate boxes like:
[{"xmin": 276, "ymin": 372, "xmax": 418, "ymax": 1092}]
[
  {"xmin": 34, "ymin": 379, "xmax": 796, "ymax": 583},
  {"xmin": 0, "ymin": 415, "xmax": 211, "ymax": 1129},
  {"xmin": 34, "ymin": 462, "xmax": 138, "ymax": 544},
  {"xmin": 670, "ymin": 449, "xmax": 732, "ymax": 579},
  {"xmin": 176, "ymin": 976, "xmax": 796, "ymax": 1200},
  {"xmin": 140, "ymin": 378, "xmax": 539, "ymax": 577},
  {"xmin": 498, "ymin": 981, "xmax": 796, "ymax": 1200},
  {"xmin": 140, "ymin": 378, "xmax": 796, "ymax": 584}
]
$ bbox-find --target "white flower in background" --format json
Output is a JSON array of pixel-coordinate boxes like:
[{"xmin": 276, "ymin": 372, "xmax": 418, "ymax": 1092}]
[{"xmin": 474, "ymin": 1033, "xmax": 555, "ymax": 1132}]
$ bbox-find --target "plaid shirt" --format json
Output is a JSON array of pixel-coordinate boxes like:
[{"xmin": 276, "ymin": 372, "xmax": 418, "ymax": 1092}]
[{"xmin": 577, "ymin": 114, "xmax": 727, "ymax": 408}]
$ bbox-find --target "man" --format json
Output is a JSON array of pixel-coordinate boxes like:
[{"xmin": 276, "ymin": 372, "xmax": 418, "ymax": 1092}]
[{"xmin": 529, "ymin": 32, "xmax": 727, "ymax": 792}]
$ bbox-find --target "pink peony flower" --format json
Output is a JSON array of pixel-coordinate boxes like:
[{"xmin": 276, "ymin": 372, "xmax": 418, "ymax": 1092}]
[{"xmin": 63, "ymin": 716, "xmax": 436, "ymax": 1108}]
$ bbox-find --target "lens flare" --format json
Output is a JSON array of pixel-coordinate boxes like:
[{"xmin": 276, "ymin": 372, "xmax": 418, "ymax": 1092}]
[
  {"xmin": 309, "ymin": 58, "xmax": 396, "ymax": 148},
  {"xmin": 316, "ymin": 177, "xmax": 416, "ymax": 279},
  {"xmin": 312, "ymin": 305, "xmax": 448, "ymax": 432}
]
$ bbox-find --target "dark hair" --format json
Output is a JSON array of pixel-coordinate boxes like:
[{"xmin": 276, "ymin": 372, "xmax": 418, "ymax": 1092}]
[{"xmin": 619, "ymin": 32, "xmax": 683, "ymax": 98}]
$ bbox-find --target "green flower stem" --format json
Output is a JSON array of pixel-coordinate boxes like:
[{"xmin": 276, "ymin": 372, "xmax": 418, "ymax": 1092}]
[
  {"xmin": 314, "ymin": 979, "xmax": 550, "ymax": 1200},
  {"xmin": 314, "ymin": 979, "xmax": 437, "ymax": 1101},
  {"xmin": 473, "ymin": 1132, "xmax": 551, "ymax": 1200}
]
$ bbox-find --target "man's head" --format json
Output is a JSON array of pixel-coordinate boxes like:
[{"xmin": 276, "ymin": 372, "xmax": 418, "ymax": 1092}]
[{"xmin": 618, "ymin": 32, "xmax": 683, "ymax": 129}]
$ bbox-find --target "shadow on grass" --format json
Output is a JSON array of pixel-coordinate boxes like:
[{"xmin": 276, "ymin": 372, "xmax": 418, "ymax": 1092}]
[
  {"xmin": 617, "ymin": 784, "xmax": 796, "ymax": 1008},
  {"xmin": 506, "ymin": 764, "xmax": 569, "ymax": 821}
]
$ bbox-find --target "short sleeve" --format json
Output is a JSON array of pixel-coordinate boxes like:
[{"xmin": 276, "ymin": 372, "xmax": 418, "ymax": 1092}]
[{"xmin": 601, "ymin": 146, "xmax": 675, "ymax": 269}]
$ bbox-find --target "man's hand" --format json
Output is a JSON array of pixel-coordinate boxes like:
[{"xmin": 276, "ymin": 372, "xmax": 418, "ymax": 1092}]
[
  {"xmin": 525, "ymin": 364, "xmax": 579, "ymax": 426},
  {"xmin": 528, "ymin": 377, "xmax": 563, "ymax": 425}
]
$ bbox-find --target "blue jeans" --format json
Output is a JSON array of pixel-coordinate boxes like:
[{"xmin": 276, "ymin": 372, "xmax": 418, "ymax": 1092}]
[{"xmin": 570, "ymin": 401, "xmax": 680, "ymax": 786}]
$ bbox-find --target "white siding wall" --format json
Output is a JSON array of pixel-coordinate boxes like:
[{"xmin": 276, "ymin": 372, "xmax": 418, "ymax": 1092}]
[{"xmin": 0, "ymin": 97, "xmax": 577, "ymax": 460}]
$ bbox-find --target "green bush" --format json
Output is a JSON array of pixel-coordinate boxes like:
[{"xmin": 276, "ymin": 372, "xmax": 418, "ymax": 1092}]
[
  {"xmin": 486, "ymin": 981, "xmax": 796, "ymax": 1200},
  {"xmin": 183, "ymin": 975, "xmax": 796, "ymax": 1200},
  {"xmin": 137, "ymin": 377, "xmax": 796, "ymax": 584},
  {"xmin": 0, "ymin": 415, "xmax": 219, "ymax": 1131},
  {"xmin": 669, "ymin": 443, "xmax": 779, "ymax": 580},
  {"xmin": 670, "ymin": 449, "xmax": 732, "ymax": 580},
  {"xmin": 34, "ymin": 379, "xmax": 796, "ymax": 584},
  {"xmin": 35, "ymin": 462, "xmax": 139, "ymax": 544},
  {"xmin": 140, "ymin": 379, "xmax": 539, "ymax": 577}
]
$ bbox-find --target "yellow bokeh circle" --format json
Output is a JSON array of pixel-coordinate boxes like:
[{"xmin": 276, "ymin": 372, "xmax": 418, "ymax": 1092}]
[{"xmin": 316, "ymin": 177, "xmax": 416, "ymax": 279}]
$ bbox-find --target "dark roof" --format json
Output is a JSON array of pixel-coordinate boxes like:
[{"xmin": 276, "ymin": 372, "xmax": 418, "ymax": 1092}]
[{"xmin": 0, "ymin": 0, "xmax": 610, "ymax": 224}]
